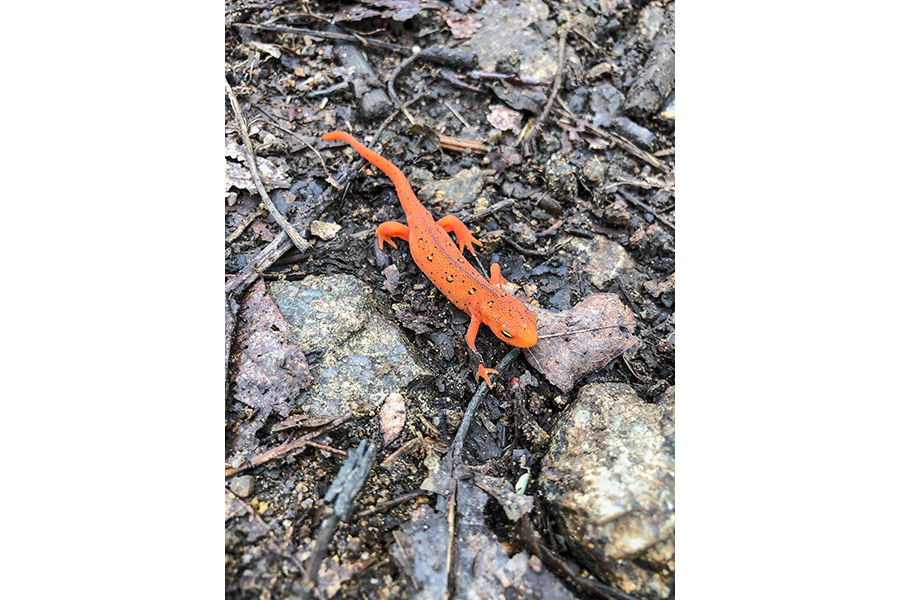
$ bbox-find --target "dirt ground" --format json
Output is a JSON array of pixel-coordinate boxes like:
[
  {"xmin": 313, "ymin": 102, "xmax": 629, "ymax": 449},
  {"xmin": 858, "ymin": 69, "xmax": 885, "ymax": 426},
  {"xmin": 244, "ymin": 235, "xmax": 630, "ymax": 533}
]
[{"xmin": 226, "ymin": 0, "xmax": 674, "ymax": 598}]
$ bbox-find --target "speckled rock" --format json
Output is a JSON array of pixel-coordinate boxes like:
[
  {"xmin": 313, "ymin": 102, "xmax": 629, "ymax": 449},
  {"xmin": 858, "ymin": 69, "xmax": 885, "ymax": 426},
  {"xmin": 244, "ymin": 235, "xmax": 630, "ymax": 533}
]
[
  {"xmin": 539, "ymin": 384, "xmax": 674, "ymax": 599},
  {"xmin": 410, "ymin": 166, "xmax": 491, "ymax": 213},
  {"xmin": 543, "ymin": 154, "xmax": 579, "ymax": 203},
  {"xmin": 570, "ymin": 235, "xmax": 636, "ymax": 288},
  {"xmin": 268, "ymin": 275, "xmax": 429, "ymax": 420}
]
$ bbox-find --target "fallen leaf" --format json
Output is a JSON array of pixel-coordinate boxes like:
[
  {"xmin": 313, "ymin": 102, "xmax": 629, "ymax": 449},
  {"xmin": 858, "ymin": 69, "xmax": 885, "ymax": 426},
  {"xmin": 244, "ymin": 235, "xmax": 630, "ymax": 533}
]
[
  {"xmin": 524, "ymin": 293, "xmax": 637, "ymax": 392},
  {"xmin": 250, "ymin": 220, "xmax": 275, "ymax": 242},
  {"xmin": 336, "ymin": 0, "xmax": 424, "ymax": 22},
  {"xmin": 248, "ymin": 40, "xmax": 281, "ymax": 59},
  {"xmin": 487, "ymin": 104, "xmax": 523, "ymax": 133},
  {"xmin": 393, "ymin": 304, "xmax": 443, "ymax": 334},
  {"xmin": 473, "ymin": 472, "xmax": 534, "ymax": 521},
  {"xmin": 394, "ymin": 465, "xmax": 576, "ymax": 599},
  {"xmin": 229, "ymin": 279, "xmax": 313, "ymax": 453},
  {"xmin": 380, "ymin": 392, "xmax": 406, "ymax": 446},
  {"xmin": 225, "ymin": 138, "xmax": 291, "ymax": 197},
  {"xmin": 444, "ymin": 9, "xmax": 482, "ymax": 39}
]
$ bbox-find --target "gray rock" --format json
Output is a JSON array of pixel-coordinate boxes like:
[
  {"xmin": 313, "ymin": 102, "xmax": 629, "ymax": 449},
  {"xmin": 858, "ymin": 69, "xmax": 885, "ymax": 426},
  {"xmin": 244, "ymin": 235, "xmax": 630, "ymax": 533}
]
[
  {"xmin": 411, "ymin": 167, "xmax": 491, "ymax": 213},
  {"xmin": 268, "ymin": 275, "xmax": 430, "ymax": 420},
  {"xmin": 539, "ymin": 384, "xmax": 674, "ymax": 599},
  {"xmin": 463, "ymin": 0, "xmax": 559, "ymax": 81},
  {"xmin": 569, "ymin": 235, "xmax": 636, "ymax": 288}
]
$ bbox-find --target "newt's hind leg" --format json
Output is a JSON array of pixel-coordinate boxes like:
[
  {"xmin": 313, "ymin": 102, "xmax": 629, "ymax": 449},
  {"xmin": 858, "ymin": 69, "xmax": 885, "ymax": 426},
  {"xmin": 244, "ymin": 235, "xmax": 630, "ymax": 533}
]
[
  {"xmin": 436, "ymin": 215, "xmax": 482, "ymax": 256},
  {"xmin": 376, "ymin": 221, "xmax": 410, "ymax": 250}
]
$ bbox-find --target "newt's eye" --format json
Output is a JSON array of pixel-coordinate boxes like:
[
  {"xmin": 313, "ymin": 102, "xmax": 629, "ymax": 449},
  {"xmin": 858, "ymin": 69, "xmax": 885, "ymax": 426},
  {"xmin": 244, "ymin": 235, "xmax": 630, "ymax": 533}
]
[{"xmin": 501, "ymin": 330, "xmax": 513, "ymax": 339}]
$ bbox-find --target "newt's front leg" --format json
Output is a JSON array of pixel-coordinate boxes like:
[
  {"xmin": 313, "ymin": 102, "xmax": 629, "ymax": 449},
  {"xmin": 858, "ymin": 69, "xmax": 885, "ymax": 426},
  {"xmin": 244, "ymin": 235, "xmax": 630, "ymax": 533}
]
[
  {"xmin": 489, "ymin": 263, "xmax": 508, "ymax": 287},
  {"xmin": 465, "ymin": 314, "xmax": 498, "ymax": 388},
  {"xmin": 436, "ymin": 215, "xmax": 482, "ymax": 256},
  {"xmin": 376, "ymin": 221, "xmax": 410, "ymax": 250}
]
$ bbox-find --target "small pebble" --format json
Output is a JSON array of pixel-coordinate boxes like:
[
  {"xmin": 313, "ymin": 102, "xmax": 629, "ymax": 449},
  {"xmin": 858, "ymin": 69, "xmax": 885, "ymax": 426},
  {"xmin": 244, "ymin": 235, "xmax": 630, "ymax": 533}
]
[{"xmin": 229, "ymin": 475, "xmax": 254, "ymax": 498}]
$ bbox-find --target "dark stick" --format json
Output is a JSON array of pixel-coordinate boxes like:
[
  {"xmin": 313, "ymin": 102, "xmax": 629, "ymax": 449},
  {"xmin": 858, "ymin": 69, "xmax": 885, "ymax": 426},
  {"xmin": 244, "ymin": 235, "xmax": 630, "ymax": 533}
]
[
  {"xmin": 234, "ymin": 22, "xmax": 412, "ymax": 55},
  {"xmin": 502, "ymin": 234, "xmax": 550, "ymax": 257},
  {"xmin": 517, "ymin": 516, "xmax": 641, "ymax": 600},
  {"xmin": 298, "ymin": 440, "xmax": 378, "ymax": 599},
  {"xmin": 553, "ymin": 107, "xmax": 669, "ymax": 173},
  {"xmin": 225, "ymin": 414, "xmax": 351, "ymax": 477},
  {"xmin": 523, "ymin": 22, "xmax": 571, "ymax": 145},
  {"xmin": 354, "ymin": 489, "xmax": 430, "ymax": 519},
  {"xmin": 225, "ymin": 78, "xmax": 310, "ymax": 253},
  {"xmin": 617, "ymin": 189, "xmax": 675, "ymax": 231},
  {"xmin": 450, "ymin": 348, "xmax": 522, "ymax": 462},
  {"xmin": 615, "ymin": 275, "xmax": 641, "ymax": 315}
]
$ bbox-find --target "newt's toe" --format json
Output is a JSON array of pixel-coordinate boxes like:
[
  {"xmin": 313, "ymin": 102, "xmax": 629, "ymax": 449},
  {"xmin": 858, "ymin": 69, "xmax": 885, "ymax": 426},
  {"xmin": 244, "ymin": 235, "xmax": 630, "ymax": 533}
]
[
  {"xmin": 477, "ymin": 364, "xmax": 499, "ymax": 388},
  {"xmin": 378, "ymin": 235, "xmax": 398, "ymax": 250},
  {"xmin": 457, "ymin": 234, "xmax": 482, "ymax": 256}
]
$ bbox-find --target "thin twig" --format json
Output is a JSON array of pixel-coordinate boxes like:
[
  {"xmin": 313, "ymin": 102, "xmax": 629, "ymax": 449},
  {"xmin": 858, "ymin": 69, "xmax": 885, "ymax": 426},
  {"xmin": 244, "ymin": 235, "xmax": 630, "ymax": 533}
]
[
  {"xmin": 438, "ymin": 134, "xmax": 487, "ymax": 154},
  {"xmin": 354, "ymin": 489, "xmax": 430, "ymax": 519},
  {"xmin": 226, "ymin": 78, "xmax": 310, "ymax": 252},
  {"xmin": 379, "ymin": 436, "xmax": 446, "ymax": 469},
  {"xmin": 225, "ymin": 414, "xmax": 351, "ymax": 477},
  {"xmin": 522, "ymin": 22, "xmax": 572, "ymax": 145},
  {"xmin": 464, "ymin": 198, "xmax": 515, "ymax": 224},
  {"xmin": 502, "ymin": 234, "xmax": 549, "ymax": 257},
  {"xmin": 387, "ymin": 51, "xmax": 421, "ymax": 105},
  {"xmin": 442, "ymin": 100, "xmax": 470, "ymax": 128},
  {"xmin": 235, "ymin": 22, "xmax": 412, "ymax": 55},
  {"xmin": 466, "ymin": 71, "xmax": 549, "ymax": 86},
  {"xmin": 537, "ymin": 323, "xmax": 635, "ymax": 340},
  {"xmin": 517, "ymin": 516, "xmax": 641, "ymax": 600},
  {"xmin": 253, "ymin": 107, "xmax": 340, "ymax": 189},
  {"xmin": 615, "ymin": 274, "xmax": 641, "ymax": 315},
  {"xmin": 553, "ymin": 106, "xmax": 670, "ymax": 173},
  {"xmin": 302, "ymin": 441, "xmax": 348, "ymax": 457},
  {"xmin": 451, "ymin": 349, "xmax": 521, "ymax": 462},
  {"xmin": 617, "ymin": 189, "xmax": 675, "ymax": 231}
]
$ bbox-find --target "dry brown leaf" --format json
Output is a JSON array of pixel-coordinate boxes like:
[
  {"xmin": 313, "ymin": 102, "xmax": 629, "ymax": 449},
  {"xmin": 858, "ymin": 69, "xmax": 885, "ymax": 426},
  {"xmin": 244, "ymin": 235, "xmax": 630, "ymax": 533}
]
[
  {"xmin": 525, "ymin": 293, "xmax": 637, "ymax": 392},
  {"xmin": 487, "ymin": 104, "xmax": 523, "ymax": 133},
  {"xmin": 473, "ymin": 472, "xmax": 534, "ymax": 521},
  {"xmin": 225, "ymin": 138, "xmax": 291, "ymax": 196},
  {"xmin": 380, "ymin": 392, "xmax": 406, "ymax": 446},
  {"xmin": 230, "ymin": 279, "xmax": 313, "ymax": 453},
  {"xmin": 444, "ymin": 9, "xmax": 482, "ymax": 39}
]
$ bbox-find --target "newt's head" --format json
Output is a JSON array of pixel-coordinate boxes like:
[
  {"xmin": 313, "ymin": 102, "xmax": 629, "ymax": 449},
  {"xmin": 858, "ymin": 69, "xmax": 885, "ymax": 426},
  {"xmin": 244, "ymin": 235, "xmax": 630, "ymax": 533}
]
[{"xmin": 483, "ymin": 298, "xmax": 539, "ymax": 348}]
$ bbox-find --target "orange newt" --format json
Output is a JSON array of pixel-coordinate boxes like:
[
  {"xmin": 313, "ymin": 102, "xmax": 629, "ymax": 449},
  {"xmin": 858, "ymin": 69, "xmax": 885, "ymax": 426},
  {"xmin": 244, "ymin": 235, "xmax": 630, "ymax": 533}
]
[{"xmin": 322, "ymin": 131, "xmax": 538, "ymax": 387}]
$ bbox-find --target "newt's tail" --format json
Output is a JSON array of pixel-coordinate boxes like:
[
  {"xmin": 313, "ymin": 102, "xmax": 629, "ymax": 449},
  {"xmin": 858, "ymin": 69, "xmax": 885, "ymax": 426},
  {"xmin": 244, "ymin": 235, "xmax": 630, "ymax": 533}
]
[{"xmin": 322, "ymin": 131, "xmax": 420, "ymax": 215}]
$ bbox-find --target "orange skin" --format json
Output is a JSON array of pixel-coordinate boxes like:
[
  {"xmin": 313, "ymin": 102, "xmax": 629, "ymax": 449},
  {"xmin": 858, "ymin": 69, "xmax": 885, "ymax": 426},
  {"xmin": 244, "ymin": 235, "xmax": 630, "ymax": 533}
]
[{"xmin": 322, "ymin": 131, "xmax": 538, "ymax": 387}]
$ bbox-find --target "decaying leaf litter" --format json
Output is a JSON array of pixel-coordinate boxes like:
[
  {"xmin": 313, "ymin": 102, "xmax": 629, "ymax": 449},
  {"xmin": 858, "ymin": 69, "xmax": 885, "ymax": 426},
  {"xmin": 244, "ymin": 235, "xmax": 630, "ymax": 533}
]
[{"xmin": 226, "ymin": 0, "xmax": 674, "ymax": 598}]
